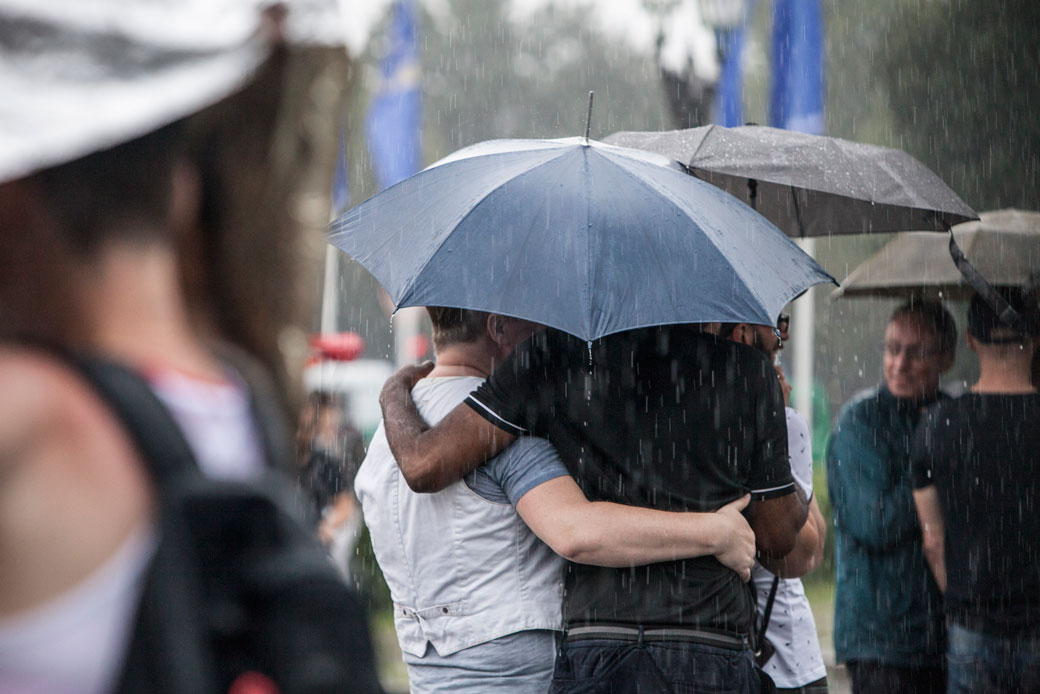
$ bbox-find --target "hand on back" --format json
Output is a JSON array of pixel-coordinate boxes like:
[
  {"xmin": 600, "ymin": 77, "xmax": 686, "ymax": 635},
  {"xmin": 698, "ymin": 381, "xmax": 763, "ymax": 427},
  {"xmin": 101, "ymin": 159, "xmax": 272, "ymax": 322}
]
[{"xmin": 712, "ymin": 494, "xmax": 755, "ymax": 582}]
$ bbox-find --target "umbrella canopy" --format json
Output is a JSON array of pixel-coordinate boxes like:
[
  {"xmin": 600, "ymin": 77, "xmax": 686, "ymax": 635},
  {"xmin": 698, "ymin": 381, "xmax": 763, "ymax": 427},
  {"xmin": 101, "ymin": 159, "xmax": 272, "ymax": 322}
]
[
  {"xmin": 603, "ymin": 124, "xmax": 978, "ymax": 238},
  {"xmin": 330, "ymin": 137, "xmax": 835, "ymax": 342},
  {"xmin": 833, "ymin": 209, "xmax": 1040, "ymax": 300}
]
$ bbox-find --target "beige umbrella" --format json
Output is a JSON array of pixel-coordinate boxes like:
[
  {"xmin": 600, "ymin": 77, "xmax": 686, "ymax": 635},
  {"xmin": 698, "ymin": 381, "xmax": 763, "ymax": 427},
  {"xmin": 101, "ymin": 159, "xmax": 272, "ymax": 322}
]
[{"xmin": 833, "ymin": 209, "xmax": 1040, "ymax": 300}]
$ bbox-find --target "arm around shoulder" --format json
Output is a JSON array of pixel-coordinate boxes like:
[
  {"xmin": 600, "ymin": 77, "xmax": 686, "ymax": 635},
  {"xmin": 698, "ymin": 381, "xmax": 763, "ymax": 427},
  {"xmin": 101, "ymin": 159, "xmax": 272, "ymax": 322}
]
[
  {"xmin": 380, "ymin": 365, "xmax": 516, "ymax": 492},
  {"xmin": 515, "ymin": 478, "xmax": 756, "ymax": 580}
]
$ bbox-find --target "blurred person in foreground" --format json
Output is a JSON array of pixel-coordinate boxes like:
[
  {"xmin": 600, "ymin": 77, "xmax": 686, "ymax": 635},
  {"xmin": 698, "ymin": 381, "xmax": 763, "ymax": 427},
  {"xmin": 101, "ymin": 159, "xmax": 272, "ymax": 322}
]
[
  {"xmin": 0, "ymin": 2, "xmax": 380, "ymax": 692},
  {"xmin": 357, "ymin": 307, "xmax": 756, "ymax": 693},
  {"xmin": 826, "ymin": 300, "xmax": 955, "ymax": 694},
  {"xmin": 912, "ymin": 287, "xmax": 1040, "ymax": 693},
  {"xmin": 716, "ymin": 319, "xmax": 828, "ymax": 693},
  {"xmin": 379, "ymin": 317, "xmax": 807, "ymax": 693}
]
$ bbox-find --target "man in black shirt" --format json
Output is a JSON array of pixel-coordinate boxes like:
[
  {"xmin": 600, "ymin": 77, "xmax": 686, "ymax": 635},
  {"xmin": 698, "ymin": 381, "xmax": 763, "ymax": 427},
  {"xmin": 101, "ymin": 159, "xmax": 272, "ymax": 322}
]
[
  {"xmin": 912, "ymin": 288, "xmax": 1040, "ymax": 692},
  {"xmin": 381, "ymin": 323, "xmax": 807, "ymax": 692}
]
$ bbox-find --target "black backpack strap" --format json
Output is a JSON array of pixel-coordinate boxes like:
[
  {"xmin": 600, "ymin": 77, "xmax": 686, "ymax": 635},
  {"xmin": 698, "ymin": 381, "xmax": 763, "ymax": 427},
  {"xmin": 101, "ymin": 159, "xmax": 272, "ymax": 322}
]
[
  {"xmin": 948, "ymin": 229, "xmax": 1033, "ymax": 335},
  {"xmin": 66, "ymin": 353, "xmax": 202, "ymax": 488},
  {"xmin": 760, "ymin": 576, "xmax": 780, "ymax": 635},
  {"xmin": 60, "ymin": 354, "xmax": 222, "ymax": 693}
]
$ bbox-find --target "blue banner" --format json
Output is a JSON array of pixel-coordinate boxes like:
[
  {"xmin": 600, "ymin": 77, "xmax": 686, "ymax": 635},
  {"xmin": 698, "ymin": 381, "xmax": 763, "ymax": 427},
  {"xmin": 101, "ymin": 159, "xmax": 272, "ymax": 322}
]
[
  {"xmin": 714, "ymin": 25, "xmax": 746, "ymax": 127},
  {"xmin": 770, "ymin": 0, "xmax": 824, "ymax": 134},
  {"xmin": 366, "ymin": 0, "xmax": 421, "ymax": 191}
]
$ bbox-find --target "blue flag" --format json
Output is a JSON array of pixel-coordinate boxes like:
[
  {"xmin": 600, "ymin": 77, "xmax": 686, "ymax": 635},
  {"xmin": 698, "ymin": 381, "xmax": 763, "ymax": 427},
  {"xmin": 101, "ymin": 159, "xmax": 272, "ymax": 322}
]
[
  {"xmin": 712, "ymin": 1, "xmax": 757, "ymax": 127},
  {"xmin": 714, "ymin": 25, "xmax": 745, "ymax": 127},
  {"xmin": 770, "ymin": 0, "xmax": 824, "ymax": 134},
  {"xmin": 366, "ymin": 0, "xmax": 421, "ymax": 191}
]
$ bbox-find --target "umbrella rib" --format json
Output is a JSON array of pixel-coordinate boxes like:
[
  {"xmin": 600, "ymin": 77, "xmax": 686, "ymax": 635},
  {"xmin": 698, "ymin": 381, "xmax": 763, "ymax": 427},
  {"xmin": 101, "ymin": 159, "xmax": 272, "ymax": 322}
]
[
  {"xmin": 605, "ymin": 154, "xmax": 806, "ymax": 320},
  {"xmin": 596, "ymin": 157, "xmax": 698, "ymax": 322},
  {"xmin": 685, "ymin": 124, "xmax": 717, "ymax": 167},
  {"xmin": 584, "ymin": 147, "xmax": 595, "ymax": 339},
  {"xmin": 394, "ymin": 150, "xmax": 569, "ymax": 307},
  {"xmin": 790, "ymin": 184, "xmax": 807, "ymax": 237}
]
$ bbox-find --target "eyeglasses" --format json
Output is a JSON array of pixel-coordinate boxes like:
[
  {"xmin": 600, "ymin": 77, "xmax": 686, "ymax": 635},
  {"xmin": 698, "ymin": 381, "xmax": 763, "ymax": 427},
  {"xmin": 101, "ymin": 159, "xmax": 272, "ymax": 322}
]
[{"xmin": 883, "ymin": 341, "xmax": 941, "ymax": 362}]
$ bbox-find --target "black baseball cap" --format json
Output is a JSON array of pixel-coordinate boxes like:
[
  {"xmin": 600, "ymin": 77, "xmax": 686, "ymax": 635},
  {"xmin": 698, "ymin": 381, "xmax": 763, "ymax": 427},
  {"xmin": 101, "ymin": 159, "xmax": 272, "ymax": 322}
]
[{"xmin": 968, "ymin": 286, "xmax": 1039, "ymax": 344}]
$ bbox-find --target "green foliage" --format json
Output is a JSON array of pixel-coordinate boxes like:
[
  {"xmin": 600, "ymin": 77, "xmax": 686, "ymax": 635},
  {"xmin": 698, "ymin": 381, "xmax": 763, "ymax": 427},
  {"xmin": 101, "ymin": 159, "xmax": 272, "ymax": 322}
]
[
  {"xmin": 352, "ymin": 524, "xmax": 394, "ymax": 616},
  {"xmin": 882, "ymin": 0, "xmax": 1040, "ymax": 209},
  {"xmin": 808, "ymin": 440, "xmax": 836, "ymax": 584}
]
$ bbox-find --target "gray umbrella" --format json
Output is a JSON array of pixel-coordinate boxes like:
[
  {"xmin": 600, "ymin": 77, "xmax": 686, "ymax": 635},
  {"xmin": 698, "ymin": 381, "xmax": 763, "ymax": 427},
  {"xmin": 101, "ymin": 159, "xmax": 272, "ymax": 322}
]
[
  {"xmin": 833, "ymin": 209, "xmax": 1040, "ymax": 300},
  {"xmin": 603, "ymin": 124, "xmax": 978, "ymax": 238}
]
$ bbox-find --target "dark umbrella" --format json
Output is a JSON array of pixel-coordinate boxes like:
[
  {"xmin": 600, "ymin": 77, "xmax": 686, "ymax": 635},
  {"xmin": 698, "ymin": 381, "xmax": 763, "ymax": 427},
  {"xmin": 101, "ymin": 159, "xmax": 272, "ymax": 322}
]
[
  {"xmin": 603, "ymin": 124, "xmax": 978, "ymax": 238},
  {"xmin": 833, "ymin": 209, "xmax": 1040, "ymax": 300},
  {"xmin": 330, "ymin": 137, "xmax": 835, "ymax": 341}
]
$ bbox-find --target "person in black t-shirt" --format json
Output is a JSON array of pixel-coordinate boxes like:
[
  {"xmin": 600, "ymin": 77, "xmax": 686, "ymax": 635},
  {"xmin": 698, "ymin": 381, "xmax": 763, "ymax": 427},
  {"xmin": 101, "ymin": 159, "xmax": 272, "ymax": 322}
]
[
  {"xmin": 380, "ymin": 323, "xmax": 807, "ymax": 693},
  {"xmin": 912, "ymin": 288, "xmax": 1040, "ymax": 692}
]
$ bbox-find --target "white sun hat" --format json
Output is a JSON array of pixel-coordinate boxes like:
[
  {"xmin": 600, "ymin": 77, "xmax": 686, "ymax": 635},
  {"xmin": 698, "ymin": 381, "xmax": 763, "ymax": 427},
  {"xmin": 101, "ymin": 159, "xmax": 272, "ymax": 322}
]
[{"xmin": 0, "ymin": 0, "xmax": 345, "ymax": 184}]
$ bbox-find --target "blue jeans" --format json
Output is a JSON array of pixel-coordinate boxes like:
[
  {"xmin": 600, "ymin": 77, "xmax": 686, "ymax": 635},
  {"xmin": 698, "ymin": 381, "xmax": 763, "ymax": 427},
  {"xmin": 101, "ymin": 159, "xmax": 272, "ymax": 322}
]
[
  {"xmin": 947, "ymin": 622, "xmax": 1040, "ymax": 693},
  {"xmin": 549, "ymin": 638, "xmax": 771, "ymax": 693},
  {"xmin": 403, "ymin": 630, "xmax": 559, "ymax": 693}
]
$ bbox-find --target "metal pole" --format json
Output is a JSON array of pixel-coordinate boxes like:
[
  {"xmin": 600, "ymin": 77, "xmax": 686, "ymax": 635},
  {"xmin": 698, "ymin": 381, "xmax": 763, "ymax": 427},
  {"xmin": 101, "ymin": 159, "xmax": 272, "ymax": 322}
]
[
  {"xmin": 394, "ymin": 306, "xmax": 424, "ymax": 367},
  {"xmin": 792, "ymin": 238, "xmax": 816, "ymax": 433},
  {"xmin": 320, "ymin": 244, "xmax": 340, "ymax": 334}
]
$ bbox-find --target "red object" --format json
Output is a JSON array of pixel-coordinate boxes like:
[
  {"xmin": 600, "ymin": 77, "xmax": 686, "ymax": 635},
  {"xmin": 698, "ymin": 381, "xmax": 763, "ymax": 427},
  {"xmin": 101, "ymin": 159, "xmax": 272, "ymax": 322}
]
[
  {"xmin": 406, "ymin": 334, "xmax": 430, "ymax": 360},
  {"xmin": 309, "ymin": 332, "xmax": 364, "ymax": 362},
  {"xmin": 228, "ymin": 671, "xmax": 280, "ymax": 694}
]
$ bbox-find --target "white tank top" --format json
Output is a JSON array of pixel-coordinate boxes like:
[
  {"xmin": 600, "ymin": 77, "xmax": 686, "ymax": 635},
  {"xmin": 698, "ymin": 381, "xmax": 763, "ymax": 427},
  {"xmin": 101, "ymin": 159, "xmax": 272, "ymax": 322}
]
[{"xmin": 0, "ymin": 365, "xmax": 264, "ymax": 694}]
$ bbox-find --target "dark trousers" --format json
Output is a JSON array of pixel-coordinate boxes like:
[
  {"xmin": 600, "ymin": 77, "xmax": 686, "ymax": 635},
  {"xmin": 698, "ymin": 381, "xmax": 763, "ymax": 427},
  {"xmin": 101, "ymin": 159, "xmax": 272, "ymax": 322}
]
[
  {"xmin": 550, "ymin": 638, "xmax": 773, "ymax": 693},
  {"xmin": 847, "ymin": 661, "xmax": 945, "ymax": 694},
  {"xmin": 947, "ymin": 622, "xmax": 1040, "ymax": 693},
  {"xmin": 777, "ymin": 676, "xmax": 828, "ymax": 693}
]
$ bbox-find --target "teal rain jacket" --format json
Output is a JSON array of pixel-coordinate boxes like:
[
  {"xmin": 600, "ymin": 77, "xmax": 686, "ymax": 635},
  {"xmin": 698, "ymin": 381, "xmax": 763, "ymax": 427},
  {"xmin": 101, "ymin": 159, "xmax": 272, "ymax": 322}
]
[{"xmin": 826, "ymin": 386, "xmax": 946, "ymax": 667}]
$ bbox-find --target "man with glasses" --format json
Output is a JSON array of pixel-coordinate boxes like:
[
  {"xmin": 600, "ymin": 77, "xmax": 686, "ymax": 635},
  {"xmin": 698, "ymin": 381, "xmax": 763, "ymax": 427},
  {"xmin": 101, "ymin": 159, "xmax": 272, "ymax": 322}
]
[
  {"xmin": 826, "ymin": 301, "xmax": 956, "ymax": 694},
  {"xmin": 718, "ymin": 317, "xmax": 829, "ymax": 693}
]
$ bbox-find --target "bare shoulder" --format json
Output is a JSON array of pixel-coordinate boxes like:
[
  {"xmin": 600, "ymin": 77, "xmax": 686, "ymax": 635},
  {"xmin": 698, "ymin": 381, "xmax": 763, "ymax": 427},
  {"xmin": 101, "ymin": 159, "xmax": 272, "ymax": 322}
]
[
  {"xmin": 1, "ymin": 348, "xmax": 116, "ymax": 449},
  {"xmin": 0, "ymin": 348, "xmax": 71, "ymax": 456},
  {"xmin": 0, "ymin": 346, "xmax": 153, "ymax": 615},
  {"xmin": 0, "ymin": 345, "xmax": 151, "ymax": 489}
]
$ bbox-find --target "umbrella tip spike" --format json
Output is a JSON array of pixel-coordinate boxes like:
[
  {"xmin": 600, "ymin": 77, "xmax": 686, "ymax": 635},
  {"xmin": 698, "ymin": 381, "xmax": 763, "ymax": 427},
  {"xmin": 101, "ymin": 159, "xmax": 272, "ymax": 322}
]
[{"xmin": 584, "ymin": 91, "xmax": 594, "ymax": 144}]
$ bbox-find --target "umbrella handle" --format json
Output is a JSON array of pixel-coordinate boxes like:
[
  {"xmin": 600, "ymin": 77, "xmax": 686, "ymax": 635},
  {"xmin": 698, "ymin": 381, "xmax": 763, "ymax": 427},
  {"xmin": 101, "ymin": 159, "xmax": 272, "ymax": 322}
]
[{"xmin": 947, "ymin": 228, "xmax": 1032, "ymax": 334}]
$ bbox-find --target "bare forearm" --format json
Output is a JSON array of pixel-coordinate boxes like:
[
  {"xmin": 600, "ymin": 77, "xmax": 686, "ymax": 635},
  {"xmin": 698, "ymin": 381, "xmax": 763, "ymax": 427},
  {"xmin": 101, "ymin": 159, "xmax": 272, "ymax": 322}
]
[
  {"xmin": 751, "ymin": 486, "xmax": 808, "ymax": 560},
  {"xmin": 379, "ymin": 376, "xmax": 439, "ymax": 489},
  {"xmin": 913, "ymin": 486, "xmax": 947, "ymax": 593},
  {"xmin": 555, "ymin": 503, "xmax": 728, "ymax": 567},
  {"xmin": 379, "ymin": 369, "xmax": 513, "ymax": 492},
  {"xmin": 923, "ymin": 539, "xmax": 946, "ymax": 593},
  {"xmin": 517, "ymin": 480, "xmax": 755, "ymax": 578},
  {"xmin": 759, "ymin": 496, "xmax": 824, "ymax": 578},
  {"xmin": 317, "ymin": 493, "xmax": 356, "ymax": 545}
]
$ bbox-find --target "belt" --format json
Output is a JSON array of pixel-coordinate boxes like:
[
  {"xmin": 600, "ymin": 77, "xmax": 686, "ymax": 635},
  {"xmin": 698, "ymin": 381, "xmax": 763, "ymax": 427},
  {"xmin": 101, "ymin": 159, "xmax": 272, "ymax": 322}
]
[{"xmin": 564, "ymin": 625, "xmax": 749, "ymax": 651}]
